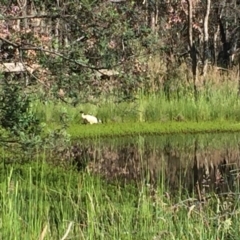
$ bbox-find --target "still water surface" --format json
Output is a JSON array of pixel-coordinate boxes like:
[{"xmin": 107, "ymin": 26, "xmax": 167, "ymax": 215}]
[{"xmin": 75, "ymin": 132, "xmax": 240, "ymax": 194}]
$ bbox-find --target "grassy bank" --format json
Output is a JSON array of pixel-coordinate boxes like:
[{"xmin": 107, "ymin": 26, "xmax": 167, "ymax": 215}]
[
  {"xmin": 33, "ymin": 85, "xmax": 240, "ymax": 138},
  {"xmin": 66, "ymin": 121, "xmax": 240, "ymax": 139},
  {"xmin": 35, "ymin": 85, "xmax": 240, "ymax": 125},
  {"xmin": 1, "ymin": 161, "xmax": 239, "ymax": 240}
]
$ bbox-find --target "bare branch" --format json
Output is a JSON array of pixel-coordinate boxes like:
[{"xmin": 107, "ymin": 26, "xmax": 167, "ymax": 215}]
[
  {"xmin": 0, "ymin": 37, "xmax": 19, "ymax": 48},
  {"xmin": 20, "ymin": 45, "xmax": 107, "ymax": 70},
  {"xmin": 0, "ymin": 14, "xmax": 73, "ymax": 20},
  {"xmin": 109, "ymin": 0, "xmax": 126, "ymax": 2},
  {"xmin": 0, "ymin": 36, "xmax": 120, "ymax": 70}
]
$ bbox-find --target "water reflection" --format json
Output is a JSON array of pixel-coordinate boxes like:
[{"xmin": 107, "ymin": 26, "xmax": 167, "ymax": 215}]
[{"xmin": 73, "ymin": 133, "xmax": 240, "ymax": 194}]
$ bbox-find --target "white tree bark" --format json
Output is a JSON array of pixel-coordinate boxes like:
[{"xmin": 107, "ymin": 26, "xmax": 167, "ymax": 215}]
[{"xmin": 202, "ymin": 0, "xmax": 211, "ymax": 77}]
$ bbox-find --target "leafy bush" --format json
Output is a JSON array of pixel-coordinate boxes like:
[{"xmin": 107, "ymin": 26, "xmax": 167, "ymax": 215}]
[
  {"xmin": 0, "ymin": 80, "xmax": 71, "ymax": 155},
  {"xmin": 0, "ymin": 82, "xmax": 41, "ymax": 137}
]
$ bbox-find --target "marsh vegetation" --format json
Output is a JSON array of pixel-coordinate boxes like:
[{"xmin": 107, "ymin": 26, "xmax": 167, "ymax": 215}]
[
  {"xmin": 0, "ymin": 1, "xmax": 240, "ymax": 239},
  {"xmin": 0, "ymin": 79, "xmax": 240, "ymax": 239},
  {"xmin": 2, "ymin": 133, "xmax": 240, "ymax": 239},
  {"xmin": 35, "ymin": 84, "xmax": 240, "ymax": 125}
]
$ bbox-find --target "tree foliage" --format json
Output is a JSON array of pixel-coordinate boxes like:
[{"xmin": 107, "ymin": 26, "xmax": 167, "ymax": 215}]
[
  {"xmin": 0, "ymin": 0, "xmax": 239, "ymax": 141},
  {"xmin": 0, "ymin": 1, "xmax": 239, "ymax": 96}
]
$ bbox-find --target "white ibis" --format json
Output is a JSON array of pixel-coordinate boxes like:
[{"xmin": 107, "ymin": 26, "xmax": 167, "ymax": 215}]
[{"xmin": 80, "ymin": 111, "xmax": 101, "ymax": 124}]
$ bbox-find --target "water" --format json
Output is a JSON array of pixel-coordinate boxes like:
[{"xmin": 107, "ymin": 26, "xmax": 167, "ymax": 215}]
[
  {"xmin": 74, "ymin": 132, "xmax": 240, "ymax": 194},
  {"xmin": 2, "ymin": 132, "xmax": 240, "ymax": 239}
]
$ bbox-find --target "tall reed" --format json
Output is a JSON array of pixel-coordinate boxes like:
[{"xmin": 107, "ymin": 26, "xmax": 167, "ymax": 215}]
[
  {"xmin": 1, "ymin": 159, "xmax": 240, "ymax": 239},
  {"xmin": 35, "ymin": 84, "xmax": 240, "ymax": 125}
]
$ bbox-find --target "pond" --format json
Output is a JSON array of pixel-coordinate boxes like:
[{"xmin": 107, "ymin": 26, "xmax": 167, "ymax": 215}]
[
  {"xmin": 73, "ymin": 132, "xmax": 240, "ymax": 195},
  {"xmin": 2, "ymin": 132, "xmax": 240, "ymax": 239}
]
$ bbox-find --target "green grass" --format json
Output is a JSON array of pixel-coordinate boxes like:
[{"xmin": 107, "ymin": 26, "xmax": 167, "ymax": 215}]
[
  {"xmin": 1, "ymin": 161, "xmax": 240, "ymax": 239},
  {"xmin": 34, "ymin": 86, "xmax": 240, "ymax": 125},
  {"xmin": 33, "ymin": 86, "xmax": 240, "ymax": 139},
  {"xmin": 32, "ymin": 86, "xmax": 240, "ymax": 140},
  {"xmin": 67, "ymin": 121, "xmax": 240, "ymax": 139}
]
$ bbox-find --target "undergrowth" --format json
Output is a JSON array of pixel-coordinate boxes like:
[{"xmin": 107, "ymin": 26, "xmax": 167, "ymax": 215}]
[
  {"xmin": 1, "ymin": 161, "xmax": 240, "ymax": 239},
  {"xmin": 35, "ymin": 85, "xmax": 240, "ymax": 127}
]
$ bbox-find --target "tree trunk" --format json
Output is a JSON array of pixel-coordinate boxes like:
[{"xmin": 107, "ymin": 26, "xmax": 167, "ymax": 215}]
[
  {"xmin": 213, "ymin": 4, "xmax": 224, "ymax": 66},
  {"xmin": 150, "ymin": 1, "xmax": 159, "ymax": 33},
  {"xmin": 186, "ymin": 0, "xmax": 198, "ymax": 100},
  {"xmin": 202, "ymin": 0, "xmax": 211, "ymax": 78},
  {"xmin": 20, "ymin": 0, "xmax": 28, "ymax": 29}
]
